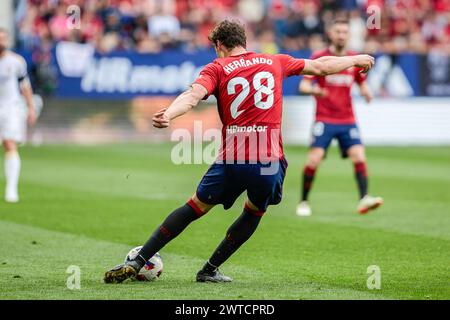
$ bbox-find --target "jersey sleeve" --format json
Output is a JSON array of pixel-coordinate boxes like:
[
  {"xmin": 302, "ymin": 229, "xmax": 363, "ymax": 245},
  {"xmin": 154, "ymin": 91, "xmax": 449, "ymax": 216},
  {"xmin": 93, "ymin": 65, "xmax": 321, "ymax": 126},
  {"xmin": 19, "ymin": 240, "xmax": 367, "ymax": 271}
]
[
  {"xmin": 16, "ymin": 56, "xmax": 28, "ymax": 81},
  {"xmin": 276, "ymin": 54, "xmax": 305, "ymax": 78},
  {"xmin": 354, "ymin": 67, "xmax": 367, "ymax": 84},
  {"xmin": 192, "ymin": 62, "xmax": 220, "ymax": 99}
]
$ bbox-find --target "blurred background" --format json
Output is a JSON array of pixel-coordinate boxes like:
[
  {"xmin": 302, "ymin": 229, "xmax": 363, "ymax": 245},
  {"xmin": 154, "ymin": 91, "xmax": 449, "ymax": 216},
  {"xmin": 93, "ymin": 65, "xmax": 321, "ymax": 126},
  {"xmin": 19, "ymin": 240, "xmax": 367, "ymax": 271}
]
[
  {"xmin": 2, "ymin": 0, "xmax": 450, "ymax": 145},
  {"xmin": 1, "ymin": 1, "xmax": 449, "ymax": 300}
]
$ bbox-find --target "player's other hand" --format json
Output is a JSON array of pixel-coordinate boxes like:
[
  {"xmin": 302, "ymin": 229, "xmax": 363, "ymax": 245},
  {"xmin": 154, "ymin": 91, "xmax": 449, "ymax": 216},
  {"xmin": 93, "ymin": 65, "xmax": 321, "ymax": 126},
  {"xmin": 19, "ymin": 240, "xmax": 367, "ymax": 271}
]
[
  {"xmin": 354, "ymin": 54, "xmax": 375, "ymax": 73},
  {"xmin": 152, "ymin": 108, "xmax": 170, "ymax": 128},
  {"xmin": 363, "ymin": 91, "xmax": 373, "ymax": 103},
  {"xmin": 312, "ymin": 87, "xmax": 327, "ymax": 97},
  {"xmin": 27, "ymin": 107, "xmax": 37, "ymax": 127}
]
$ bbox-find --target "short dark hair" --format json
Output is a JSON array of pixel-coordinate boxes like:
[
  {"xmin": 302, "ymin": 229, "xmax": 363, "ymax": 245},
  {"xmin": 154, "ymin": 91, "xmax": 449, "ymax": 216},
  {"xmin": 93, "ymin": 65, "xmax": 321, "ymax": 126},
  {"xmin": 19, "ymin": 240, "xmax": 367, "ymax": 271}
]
[
  {"xmin": 326, "ymin": 18, "xmax": 349, "ymax": 31},
  {"xmin": 208, "ymin": 20, "xmax": 246, "ymax": 50},
  {"xmin": 331, "ymin": 18, "xmax": 349, "ymax": 26}
]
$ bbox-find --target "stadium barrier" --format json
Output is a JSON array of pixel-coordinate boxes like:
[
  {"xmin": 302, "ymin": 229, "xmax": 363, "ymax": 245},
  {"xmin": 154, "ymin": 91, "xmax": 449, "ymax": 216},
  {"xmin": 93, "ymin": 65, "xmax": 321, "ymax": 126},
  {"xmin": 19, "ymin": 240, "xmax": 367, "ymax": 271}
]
[
  {"xmin": 32, "ymin": 96, "xmax": 450, "ymax": 146},
  {"xmin": 28, "ymin": 42, "xmax": 450, "ymax": 98},
  {"xmin": 283, "ymin": 97, "xmax": 450, "ymax": 146}
]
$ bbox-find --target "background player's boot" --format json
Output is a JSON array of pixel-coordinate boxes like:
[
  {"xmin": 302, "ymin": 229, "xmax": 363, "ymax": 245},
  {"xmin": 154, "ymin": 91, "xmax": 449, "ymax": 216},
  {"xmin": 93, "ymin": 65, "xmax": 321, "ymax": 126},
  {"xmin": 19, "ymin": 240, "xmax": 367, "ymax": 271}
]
[
  {"xmin": 104, "ymin": 261, "xmax": 139, "ymax": 283},
  {"xmin": 358, "ymin": 195, "xmax": 383, "ymax": 214},
  {"xmin": 5, "ymin": 190, "xmax": 19, "ymax": 203},
  {"xmin": 296, "ymin": 201, "xmax": 312, "ymax": 217},
  {"xmin": 196, "ymin": 268, "xmax": 233, "ymax": 283}
]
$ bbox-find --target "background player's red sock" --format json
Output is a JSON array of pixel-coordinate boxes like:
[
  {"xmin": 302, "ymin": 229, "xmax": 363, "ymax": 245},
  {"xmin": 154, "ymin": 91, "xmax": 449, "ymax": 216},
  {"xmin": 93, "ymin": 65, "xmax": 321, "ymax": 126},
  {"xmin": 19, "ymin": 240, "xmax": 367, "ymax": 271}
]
[
  {"xmin": 354, "ymin": 162, "xmax": 368, "ymax": 199},
  {"xmin": 301, "ymin": 166, "xmax": 317, "ymax": 201}
]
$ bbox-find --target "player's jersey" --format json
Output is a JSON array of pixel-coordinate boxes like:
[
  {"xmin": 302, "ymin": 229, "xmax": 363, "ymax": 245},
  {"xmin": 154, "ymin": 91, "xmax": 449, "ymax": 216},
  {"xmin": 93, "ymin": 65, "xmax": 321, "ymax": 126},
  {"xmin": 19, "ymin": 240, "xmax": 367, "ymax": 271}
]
[
  {"xmin": 0, "ymin": 51, "xmax": 28, "ymax": 110},
  {"xmin": 193, "ymin": 52, "xmax": 305, "ymax": 162},
  {"xmin": 304, "ymin": 48, "xmax": 366, "ymax": 125}
]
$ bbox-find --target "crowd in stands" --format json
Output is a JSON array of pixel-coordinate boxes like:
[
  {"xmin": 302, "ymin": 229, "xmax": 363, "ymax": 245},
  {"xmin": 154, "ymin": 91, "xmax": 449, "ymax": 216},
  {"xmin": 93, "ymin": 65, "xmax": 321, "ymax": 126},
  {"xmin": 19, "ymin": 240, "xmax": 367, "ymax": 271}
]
[{"xmin": 14, "ymin": 0, "xmax": 450, "ymax": 55}]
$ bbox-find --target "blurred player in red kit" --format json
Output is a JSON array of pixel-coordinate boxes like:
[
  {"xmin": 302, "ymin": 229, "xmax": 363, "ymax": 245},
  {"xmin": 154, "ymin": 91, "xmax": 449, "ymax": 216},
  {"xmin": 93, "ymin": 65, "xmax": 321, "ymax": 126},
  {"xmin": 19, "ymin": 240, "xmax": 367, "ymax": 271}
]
[
  {"xmin": 296, "ymin": 19, "xmax": 383, "ymax": 217},
  {"xmin": 104, "ymin": 20, "xmax": 375, "ymax": 283}
]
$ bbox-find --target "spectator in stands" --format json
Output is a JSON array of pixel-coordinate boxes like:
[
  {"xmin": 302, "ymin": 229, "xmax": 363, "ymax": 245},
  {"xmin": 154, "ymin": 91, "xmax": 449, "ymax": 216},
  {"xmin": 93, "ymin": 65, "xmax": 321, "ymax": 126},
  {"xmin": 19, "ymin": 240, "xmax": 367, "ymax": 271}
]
[
  {"xmin": 147, "ymin": 5, "xmax": 181, "ymax": 40},
  {"xmin": 13, "ymin": 0, "xmax": 450, "ymax": 55},
  {"xmin": 49, "ymin": 4, "xmax": 71, "ymax": 41}
]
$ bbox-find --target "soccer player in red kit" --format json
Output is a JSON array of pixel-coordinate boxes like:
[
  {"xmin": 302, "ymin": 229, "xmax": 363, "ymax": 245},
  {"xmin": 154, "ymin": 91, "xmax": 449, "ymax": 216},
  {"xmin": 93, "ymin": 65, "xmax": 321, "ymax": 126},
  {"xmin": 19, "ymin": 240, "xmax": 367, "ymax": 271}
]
[
  {"xmin": 296, "ymin": 19, "xmax": 383, "ymax": 217},
  {"xmin": 104, "ymin": 20, "xmax": 375, "ymax": 283}
]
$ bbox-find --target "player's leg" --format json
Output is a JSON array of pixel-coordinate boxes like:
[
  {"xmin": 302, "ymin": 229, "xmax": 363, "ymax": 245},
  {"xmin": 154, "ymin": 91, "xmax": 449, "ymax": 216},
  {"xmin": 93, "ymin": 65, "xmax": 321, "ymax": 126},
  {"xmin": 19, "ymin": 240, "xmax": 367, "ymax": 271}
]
[
  {"xmin": 297, "ymin": 122, "xmax": 333, "ymax": 216},
  {"xmin": 104, "ymin": 162, "xmax": 228, "ymax": 283},
  {"xmin": 297, "ymin": 147, "xmax": 325, "ymax": 216},
  {"xmin": 197, "ymin": 158, "xmax": 288, "ymax": 282},
  {"xmin": 347, "ymin": 145, "xmax": 383, "ymax": 214},
  {"xmin": 3, "ymin": 139, "xmax": 21, "ymax": 203},
  {"xmin": 136, "ymin": 193, "xmax": 213, "ymax": 265},
  {"xmin": 197, "ymin": 199, "xmax": 263, "ymax": 283},
  {"xmin": 338, "ymin": 125, "xmax": 383, "ymax": 214},
  {"xmin": 1, "ymin": 107, "xmax": 25, "ymax": 203},
  {"xmin": 347, "ymin": 144, "xmax": 368, "ymax": 199},
  {"xmin": 104, "ymin": 195, "xmax": 214, "ymax": 283}
]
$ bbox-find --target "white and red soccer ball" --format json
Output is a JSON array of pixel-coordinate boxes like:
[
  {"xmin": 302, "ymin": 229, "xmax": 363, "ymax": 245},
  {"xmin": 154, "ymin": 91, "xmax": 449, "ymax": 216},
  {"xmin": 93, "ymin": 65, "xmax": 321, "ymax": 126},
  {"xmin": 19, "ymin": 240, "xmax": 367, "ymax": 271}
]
[{"xmin": 124, "ymin": 246, "xmax": 163, "ymax": 281}]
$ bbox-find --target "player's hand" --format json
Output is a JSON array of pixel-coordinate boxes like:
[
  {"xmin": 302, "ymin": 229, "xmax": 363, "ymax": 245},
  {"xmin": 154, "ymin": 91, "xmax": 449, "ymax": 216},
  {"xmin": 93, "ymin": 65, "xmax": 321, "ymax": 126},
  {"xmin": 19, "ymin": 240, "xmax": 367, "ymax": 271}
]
[
  {"xmin": 152, "ymin": 108, "xmax": 170, "ymax": 128},
  {"xmin": 354, "ymin": 54, "xmax": 375, "ymax": 73},
  {"xmin": 312, "ymin": 87, "xmax": 327, "ymax": 97},
  {"xmin": 363, "ymin": 91, "xmax": 373, "ymax": 103},
  {"xmin": 27, "ymin": 107, "xmax": 37, "ymax": 127}
]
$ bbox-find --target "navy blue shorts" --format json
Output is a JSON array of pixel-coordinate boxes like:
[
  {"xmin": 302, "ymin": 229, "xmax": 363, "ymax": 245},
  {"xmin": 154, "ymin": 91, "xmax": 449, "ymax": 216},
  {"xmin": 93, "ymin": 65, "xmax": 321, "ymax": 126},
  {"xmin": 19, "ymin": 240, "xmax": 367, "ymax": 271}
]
[
  {"xmin": 310, "ymin": 121, "xmax": 362, "ymax": 158},
  {"xmin": 196, "ymin": 157, "xmax": 288, "ymax": 212}
]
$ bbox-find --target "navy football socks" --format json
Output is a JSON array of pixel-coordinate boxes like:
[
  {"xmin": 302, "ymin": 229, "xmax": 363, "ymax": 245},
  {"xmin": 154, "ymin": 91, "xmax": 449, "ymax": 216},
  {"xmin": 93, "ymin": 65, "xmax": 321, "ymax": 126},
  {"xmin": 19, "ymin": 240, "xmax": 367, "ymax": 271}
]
[
  {"xmin": 205, "ymin": 206, "xmax": 263, "ymax": 270},
  {"xmin": 136, "ymin": 203, "xmax": 200, "ymax": 269}
]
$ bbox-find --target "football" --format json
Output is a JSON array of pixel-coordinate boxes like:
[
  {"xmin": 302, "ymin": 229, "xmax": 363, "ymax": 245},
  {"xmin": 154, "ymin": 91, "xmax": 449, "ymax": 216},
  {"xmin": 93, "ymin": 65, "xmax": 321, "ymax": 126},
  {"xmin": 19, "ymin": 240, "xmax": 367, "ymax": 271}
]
[{"xmin": 124, "ymin": 246, "xmax": 163, "ymax": 281}]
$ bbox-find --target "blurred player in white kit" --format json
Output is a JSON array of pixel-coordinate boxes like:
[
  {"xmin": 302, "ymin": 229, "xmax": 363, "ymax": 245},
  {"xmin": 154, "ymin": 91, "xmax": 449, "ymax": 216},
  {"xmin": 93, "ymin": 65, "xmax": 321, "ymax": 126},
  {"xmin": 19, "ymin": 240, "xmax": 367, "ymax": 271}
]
[{"xmin": 0, "ymin": 28, "xmax": 37, "ymax": 203}]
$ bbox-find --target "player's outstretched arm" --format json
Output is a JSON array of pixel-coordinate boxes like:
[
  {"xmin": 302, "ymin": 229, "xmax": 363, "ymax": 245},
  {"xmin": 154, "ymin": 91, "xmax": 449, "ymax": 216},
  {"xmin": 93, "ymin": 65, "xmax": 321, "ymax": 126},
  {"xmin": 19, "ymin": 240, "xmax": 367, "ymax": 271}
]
[
  {"xmin": 301, "ymin": 54, "xmax": 375, "ymax": 76},
  {"xmin": 152, "ymin": 84, "xmax": 207, "ymax": 129}
]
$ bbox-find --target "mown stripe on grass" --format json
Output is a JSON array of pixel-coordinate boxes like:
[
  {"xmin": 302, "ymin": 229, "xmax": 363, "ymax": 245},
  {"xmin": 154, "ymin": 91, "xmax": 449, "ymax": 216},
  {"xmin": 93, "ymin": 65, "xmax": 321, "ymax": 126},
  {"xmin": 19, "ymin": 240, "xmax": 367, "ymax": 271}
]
[{"xmin": 0, "ymin": 220, "xmax": 391, "ymax": 300}]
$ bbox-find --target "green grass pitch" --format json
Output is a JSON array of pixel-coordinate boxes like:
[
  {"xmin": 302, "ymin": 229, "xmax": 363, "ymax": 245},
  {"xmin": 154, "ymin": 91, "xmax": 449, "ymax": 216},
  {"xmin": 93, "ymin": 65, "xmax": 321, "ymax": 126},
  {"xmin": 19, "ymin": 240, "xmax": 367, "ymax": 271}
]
[{"xmin": 0, "ymin": 143, "xmax": 449, "ymax": 299}]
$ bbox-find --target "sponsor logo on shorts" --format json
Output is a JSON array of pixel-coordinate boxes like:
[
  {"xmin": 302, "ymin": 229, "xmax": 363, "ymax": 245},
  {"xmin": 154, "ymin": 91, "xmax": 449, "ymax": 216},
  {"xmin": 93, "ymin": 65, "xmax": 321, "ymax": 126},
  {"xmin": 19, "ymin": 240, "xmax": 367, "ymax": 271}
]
[
  {"xmin": 313, "ymin": 122, "xmax": 324, "ymax": 137},
  {"xmin": 350, "ymin": 127, "xmax": 360, "ymax": 139}
]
